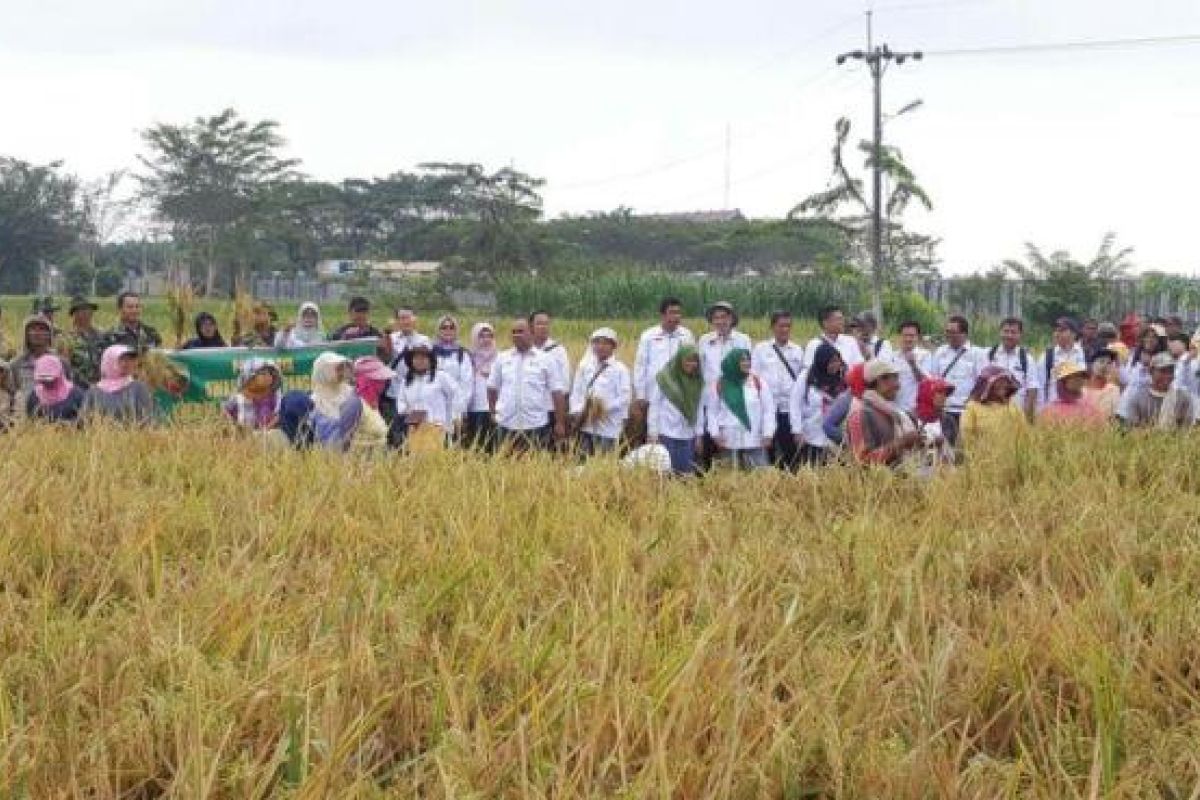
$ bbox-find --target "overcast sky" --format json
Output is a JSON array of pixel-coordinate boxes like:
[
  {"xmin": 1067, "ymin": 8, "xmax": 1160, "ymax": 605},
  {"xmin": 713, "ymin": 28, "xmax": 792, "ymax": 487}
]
[{"xmin": 1, "ymin": 0, "xmax": 1197, "ymax": 274}]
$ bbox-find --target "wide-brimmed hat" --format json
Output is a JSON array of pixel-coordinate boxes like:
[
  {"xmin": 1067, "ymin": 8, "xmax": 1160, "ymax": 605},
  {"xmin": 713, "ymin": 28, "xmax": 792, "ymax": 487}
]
[
  {"xmin": 353, "ymin": 356, "xmax": 396, "ymax": 382},
  {"xmin": 1053, "ymin": 360, "xmax": 1087, "ymax": 382},
  {"xmin": 864, "ymin": 358, "xmax": 900, "ymax": 384},
  {"xmin": 705, "ymin": 301, "xmax": 739, "ymax": 326}
]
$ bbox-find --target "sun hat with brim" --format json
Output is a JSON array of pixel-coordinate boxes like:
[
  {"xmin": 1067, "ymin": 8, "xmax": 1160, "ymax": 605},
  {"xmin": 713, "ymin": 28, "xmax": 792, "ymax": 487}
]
[
  {"xmin": 1052, "ymin": 361, "xmax": 1087, "ymax": 382},
  {"xmin": 1150, "ymin": 352, "xmax": 1177, "ymax": 371},
  {"xmin": 589, "ymin": 327, "xmax": 619, "ymax": 346},
  {"xmin": 705, "ymin": 301, "xmax": 739, "ymax": 327},
  {"xmin": 864, "ymin": 358, "xmax": 900, "ymax": 384},
  {"xmin": 353, "ymin": 356, "xmax": 396, "ymax": 382},
  {"xmin": 69, "ymin": 296, "xmax": 99, "ymax": 314}
]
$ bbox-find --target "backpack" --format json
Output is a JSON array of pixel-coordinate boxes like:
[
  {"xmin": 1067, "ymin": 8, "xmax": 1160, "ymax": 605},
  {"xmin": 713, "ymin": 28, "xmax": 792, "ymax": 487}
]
[
  {"xmin": 873, "ymin": 338, "xmax": 885, "ymax": 357},
  {"xmin": 988, "ymin": 345, "xmax": 1029, "ymax": 380}
]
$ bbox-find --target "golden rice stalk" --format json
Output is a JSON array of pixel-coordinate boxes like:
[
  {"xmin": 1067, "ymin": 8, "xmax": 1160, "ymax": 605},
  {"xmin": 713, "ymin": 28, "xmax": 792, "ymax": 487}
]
[
  {"xmin": 231, "ymin": 282, "xmax": 254, "ymax": 345},
  {"xmin": 165, "ymin": 283, "xmax": 195, "ymax": 348}
]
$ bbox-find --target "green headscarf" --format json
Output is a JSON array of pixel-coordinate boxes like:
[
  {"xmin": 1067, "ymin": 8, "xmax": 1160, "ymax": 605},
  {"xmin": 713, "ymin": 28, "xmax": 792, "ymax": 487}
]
[
  {"xmin": 655, "ymin": 345, "xmax": 703, "ymax": 426},
  {"xmin": 718, "ymin": 347, "xmax": 752, "ymax": 431}
]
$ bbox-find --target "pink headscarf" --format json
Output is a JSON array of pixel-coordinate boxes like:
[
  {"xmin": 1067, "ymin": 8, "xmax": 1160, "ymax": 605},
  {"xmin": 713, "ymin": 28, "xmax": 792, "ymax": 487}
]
[
  {"xmin": 353, "ymin": 356, "xmax": 395, "ymax": 410},
  {"xmin": 470, "ymin": 322, "xmax": 497, "ymax": 378},
  {"xmin": 97, "ymin": 345, "xmax": 135, "ymax": 394},
  {"xmin": 32, "ymin": 354, "xmax": 74, "ymax": 406}
]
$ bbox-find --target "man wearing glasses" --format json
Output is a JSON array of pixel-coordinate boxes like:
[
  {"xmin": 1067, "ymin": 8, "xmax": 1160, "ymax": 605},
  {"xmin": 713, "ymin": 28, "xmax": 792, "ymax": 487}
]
[{"xmin": 928, "ymin": 315, "xmax": 984, "ymax": 448}]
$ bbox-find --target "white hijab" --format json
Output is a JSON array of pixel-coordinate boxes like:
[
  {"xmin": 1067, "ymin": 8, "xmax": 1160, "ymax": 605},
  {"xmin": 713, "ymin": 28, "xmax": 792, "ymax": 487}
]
[
  {"xmin": 311, "ymin": 352, "xmax": 353, "ymax": 417},
  {"xmin": 288, "ymin": 302, "xmax": 326, "ymax": 347}
]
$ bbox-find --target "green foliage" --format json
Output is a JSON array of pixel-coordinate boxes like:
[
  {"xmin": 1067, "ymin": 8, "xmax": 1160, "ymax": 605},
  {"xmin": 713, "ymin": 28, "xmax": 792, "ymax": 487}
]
[
  {"xmin": 495, "ymin": 270, "xmax": 867, "ymax": 319},
  {"xmin": 0, "ymin": 158, "xmax": 82, "ymax": 293},
  {"xmin": 375, "ymin": 277, "xmax": 456, "ymax": 312},
  {"xmin": 882, "ymin": 290, "xmax": 942, "ymax": 334},
  {"xmin": 1003, "ymin": 233, "xmax": 1135, "ymax": 326}
]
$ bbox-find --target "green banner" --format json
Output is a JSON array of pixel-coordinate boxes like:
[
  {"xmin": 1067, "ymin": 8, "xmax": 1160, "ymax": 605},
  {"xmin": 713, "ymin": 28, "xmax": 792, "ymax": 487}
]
[{"xmin": 149, "ymin": 338, "xmax": 380, "ymax": 415}]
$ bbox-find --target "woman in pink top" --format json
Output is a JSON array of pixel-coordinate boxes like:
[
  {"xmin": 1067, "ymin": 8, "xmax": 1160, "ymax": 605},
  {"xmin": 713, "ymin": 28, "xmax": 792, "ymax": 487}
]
[{"xmin": 1040, "ymin": 360, "xmax": 1108, "ymax": 426}]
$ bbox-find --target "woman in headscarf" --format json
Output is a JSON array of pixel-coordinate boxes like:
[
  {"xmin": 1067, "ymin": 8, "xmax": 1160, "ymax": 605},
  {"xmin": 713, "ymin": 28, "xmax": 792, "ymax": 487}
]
[
  {"xmin": 790, "ymin": 342, "xmax": 845, "ymax": 466},
  {"xmin": 270, "ymin": 390, "xmax": 315, "ymax": 449},
  {"xmin": 309, "ymin": 352, "xmax": 364, "ymax": 451},
  {"xmin": 914, "ymin": 376, "xmax": 956, "ymax": 471},
  {"xmin": 82, "ymin": 345, "xmax": 156, "ymax": 426},
  {"xmin": 431, "ymin": 315, "xmax": 472, "ymax": 435},
  {"xmin": 820, "ymin": 360, "xmax": 866, "ymax": 447},
  {"xmin": 704, "ymin": 348, "xmax": 775, "ymax": 469},
  {"xmin": 275, "ymin": 302, "xmax": 326, "ymax": 349},
  {"xmin": 26, "ymin": 353, "xmax": 86, "ymax": 424},
  {"xmin": 394, "ymin": 343, "xmax": 459, "ymax": 452},
  {"xmin": 464, "ymin": 322, "xmax": 498, "ymax": 451},
  {"xmin": 181, "ymin": 312, "xmax": 227, "ymax": 349},
  {"xmin": 351, "ymin": 356, "xmax": 395, "ymax": 452},
  {"xmin": 647, "ymin": 345, "xmax": 704, "ymax": 475},
  {"xmin": 222, "ymin": 357, "xmax": 282, "ymax": 431},
  {"xmin": 960, "ymin": 365, "xmax": 1027, "ymax": 450}
]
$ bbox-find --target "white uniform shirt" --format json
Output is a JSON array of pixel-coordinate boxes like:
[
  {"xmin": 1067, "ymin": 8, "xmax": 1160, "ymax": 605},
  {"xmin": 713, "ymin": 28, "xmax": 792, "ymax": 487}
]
[
  {"xmin": 468, "ymin": 367, "xmax": 491, "ymax": 413},
  {"xmin": 698, "ymin": 330, "xmax": 754, "ymax": 385},
  {"xmin": 386, "ymin": 331, "xmax": 432, "ymax": 396},
  {"xmin": 803, "ymin": 334, "xmax": 864, "ymax": 373},
  {"xmin": 867, "ymin": 336, "xmax": 894, "ymax": 360},
  {"xmin": 751, "ymin": 339, "xmax": 805, "ymax": 414},
  {"xmin": 487, "ymin": 347, "xmax": 566, "ymax": 431},
  {"xmin": 705, "ymin": 372, "xmax": 777, "ymax": 450},
  {"xmin": 647, "ymin": 381, "xmax": 701, "ymax": 440},
  {"xmin": 569, "ymin": 357, "xmax": 632, "ymax": 440},
  {"xmin": 535, "ymin": 340, "xmax": 572, "ymax": 413},
  {"xmin": 796, "ymin": 386, "xmax": 835, "ymax": 450},
  {"xmin": 887, "ymin": 347, "xmax": 931, "ymax": 414},
  {"xmin": 929, "ymin": 342, "xmax": 985, "ymax": 414},
  {"xmin": 633, "ymin": 325, "xmax": 695, "ymax": 400},
  {"xmin": 393, "ymin": 371, "xmax": 459, "ymax": 429},
  {"xmin": 1174, "ymin": 354, "xmax": 1200, "ymax": 399},
  {"xmin": 986, "ymin": 345, "xmax": 1040, "ymax": 408},
  {"xmin": 433, "ymin": 345, "xmax": 474, "ymax": 418},
  {"xmin": 1037, "ymin": 344, "xmax": 1086, "ymax": 406}
]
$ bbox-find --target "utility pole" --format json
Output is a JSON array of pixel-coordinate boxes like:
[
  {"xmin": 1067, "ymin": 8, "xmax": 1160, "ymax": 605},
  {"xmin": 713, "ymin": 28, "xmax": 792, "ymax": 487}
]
[{"xmin": 837, "ymin": 26, "xmax": 922, "ymax": 326}]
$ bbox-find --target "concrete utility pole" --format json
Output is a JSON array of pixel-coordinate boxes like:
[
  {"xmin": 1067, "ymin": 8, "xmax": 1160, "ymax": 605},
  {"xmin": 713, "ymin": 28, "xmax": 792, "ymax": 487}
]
[{"xmin": 837, "ymin": 25, "xmax": 922, "ymax": 326}]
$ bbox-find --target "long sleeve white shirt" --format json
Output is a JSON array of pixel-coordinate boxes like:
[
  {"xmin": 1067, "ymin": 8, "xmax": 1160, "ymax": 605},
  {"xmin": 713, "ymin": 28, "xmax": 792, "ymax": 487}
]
[
  {"xmin": 751, "ymin": 339, "xmax": 805, "ymax": 413},
  {"xmin": 487, "ymin": 347, "xmax": 566, "ymax": 431},
  {"xmin": 705, "ymin": 372, "xmax": 776, "ymax": 450},
  {"xmin": 1037, "ymin": 344, "xmax": 1086, "ymax": 406},
  {"xmin": 433, "ymin": 346, "xmax": 474, "ymax": 418},
  {"xmin": 468, "ymin": 368, "xmax": 491, "ymax": 413},
  {"xmin": 929, "ymin": 343, "xmax": 985, "ymax": 414},
  {"xmin": 633, "ymin": 325, "xmax": 695, "ymax": 400},
  {"xmin": 803, "ymin": 334, "xmax": 864, "ymax": 373},
  {"xmin": 697, "ymin": 330, "xmax": 754, "ymax": 385},
  {"xmin": 647, "ymin": 381, "xmax": 701, "ymax": 440},
  {"xmin": 393, "ymin": 371, "xmax": 459, "ymax": 429},
  {"xmin": 534, "ymin": 340, "xmax": 572, "ymax": 413},
  {"xmin": 385, "ymin": 332, "xmax": 433, "ymax": 396},
  {"xmin": 569, "ymin": 357, "xmax": 632, "ymax": 439},
  {"xmin": 798, "ymin": 385, "xmax": 837, "ymax": 449}
]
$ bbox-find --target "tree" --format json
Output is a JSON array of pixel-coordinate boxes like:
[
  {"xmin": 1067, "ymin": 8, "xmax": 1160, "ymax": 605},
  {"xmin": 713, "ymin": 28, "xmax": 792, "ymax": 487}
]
[
  {"xmin": 77, "ymin": 170, "xmax": 136, "ymax": 295},
  {"xmin": 137, "ymin": 108, "xmax": 301, "ymax": 295},
  {"xmin": 1002, "ymin": 232, "xmax": 1135, "ymax": 326},
  {"xmin": 0, "ymin": 157, "xmax": 83, "ymax": 294},
  {"xmin": 789, "ymin": 116, "xmax": 935, "ymax": 319}
]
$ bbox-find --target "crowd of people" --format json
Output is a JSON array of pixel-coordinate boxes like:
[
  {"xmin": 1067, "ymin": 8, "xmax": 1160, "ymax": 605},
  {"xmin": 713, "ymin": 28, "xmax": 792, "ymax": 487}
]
[{"xmin": 1, "ymin": 291, "xmax": 1196, "ymax": 474}]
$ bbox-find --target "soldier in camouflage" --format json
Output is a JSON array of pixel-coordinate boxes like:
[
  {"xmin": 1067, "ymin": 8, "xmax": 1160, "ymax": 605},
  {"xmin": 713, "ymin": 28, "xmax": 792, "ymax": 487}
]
[
  {"xmin": 102, "ymin": 291, "xmax": 162, "ymax": 353},
  {"xmin": 58, "ymin": 296, "xmax": 104, "ymax": 387},
  {"xmin": 8, "ymin": 315, "xmax": 70, "ymax": 422},
  {"xmin": 235, "ymin": 301, "xmax": 279, "ymax": 348}
]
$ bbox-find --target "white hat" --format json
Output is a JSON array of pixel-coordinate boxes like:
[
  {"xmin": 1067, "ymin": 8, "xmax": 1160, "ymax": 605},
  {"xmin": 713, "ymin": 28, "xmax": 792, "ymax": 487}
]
[
  {"xmin": 621, "ymin": 444, "xmax": 672, "ymax": 474},
  {"xmin": 590, "ymin": 327, "xmax": 619, "ymax": 346},
  {"xmin": 864, "ymin": 358, "xmax": 900, "ymax": 384}
]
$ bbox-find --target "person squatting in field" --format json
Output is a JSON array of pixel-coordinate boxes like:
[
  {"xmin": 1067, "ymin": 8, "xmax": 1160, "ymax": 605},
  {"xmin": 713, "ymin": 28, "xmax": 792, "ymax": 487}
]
[{"xmin": 6, "ymin": 296, "xmax": 1200, "ymax": 475}]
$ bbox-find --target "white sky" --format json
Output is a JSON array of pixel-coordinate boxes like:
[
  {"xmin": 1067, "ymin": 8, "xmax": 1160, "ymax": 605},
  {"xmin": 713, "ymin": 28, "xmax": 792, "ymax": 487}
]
[{"xmin": 1, "ymin": 0, "xmax": 1197, "ymax": 275}]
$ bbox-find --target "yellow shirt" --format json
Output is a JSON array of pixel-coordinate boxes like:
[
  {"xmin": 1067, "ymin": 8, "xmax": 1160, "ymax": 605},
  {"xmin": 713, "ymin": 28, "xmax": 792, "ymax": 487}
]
[
  {"xmin": 350, "ymin": 403, "xmax": 389, "ymax": 454},
  {"xmin": 961, "ymin": 400, "xmax": 1028, "ymax": 451}
]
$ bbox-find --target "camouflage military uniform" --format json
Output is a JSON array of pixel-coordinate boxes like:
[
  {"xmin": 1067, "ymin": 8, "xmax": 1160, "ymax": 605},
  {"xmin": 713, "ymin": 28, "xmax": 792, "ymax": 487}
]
[
  {"xmin": 234, "ymin": 326, "xmax": 278, "ymax": 348},
  {"xmin": 59, "ymin": 327, "xmax": 104, "ymax": 387},
  {"xmin": 102, "ymin": 322, "xmax": 163, "ymax": 353}
]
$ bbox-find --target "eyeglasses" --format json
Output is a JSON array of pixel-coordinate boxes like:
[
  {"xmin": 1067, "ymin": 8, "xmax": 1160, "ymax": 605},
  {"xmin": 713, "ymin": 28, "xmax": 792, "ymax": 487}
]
[{"xmin": 439, "ymin": 323, "xmax": 456, "ymax": 330}]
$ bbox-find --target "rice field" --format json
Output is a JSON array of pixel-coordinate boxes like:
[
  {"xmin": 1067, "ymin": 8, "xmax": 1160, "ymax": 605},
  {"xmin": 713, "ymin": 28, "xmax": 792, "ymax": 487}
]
[{"xmin": 3, "ymin": 410, "xmax": 1200, "ymax": 796}]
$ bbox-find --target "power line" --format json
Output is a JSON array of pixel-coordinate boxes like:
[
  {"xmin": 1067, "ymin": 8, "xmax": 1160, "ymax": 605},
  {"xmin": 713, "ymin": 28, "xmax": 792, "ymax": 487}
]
[{"xmin": 926, "ymin": 33, "xmax": 1200, "ymax": 58}]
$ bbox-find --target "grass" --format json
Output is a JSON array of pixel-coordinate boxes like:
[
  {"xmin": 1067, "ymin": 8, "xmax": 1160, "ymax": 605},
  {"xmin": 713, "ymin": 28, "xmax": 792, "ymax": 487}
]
[{"xmin": 3, "ymin": 419, "xmax": 1200, "ymax": 796}]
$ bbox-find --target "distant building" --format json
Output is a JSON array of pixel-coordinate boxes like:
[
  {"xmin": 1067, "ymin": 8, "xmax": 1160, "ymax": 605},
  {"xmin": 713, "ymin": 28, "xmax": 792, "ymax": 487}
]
[{"xmin": 315, "ymin": 259, "xmax": 442, "ymax": 278}]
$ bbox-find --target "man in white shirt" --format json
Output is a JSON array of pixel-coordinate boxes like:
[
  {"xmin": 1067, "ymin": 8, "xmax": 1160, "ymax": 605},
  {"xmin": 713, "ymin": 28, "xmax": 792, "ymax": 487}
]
[
  {"xmin": 569, "ymin": 327, "xmax": 632, "ymax": 455},
  {"xmin": 633, "ymin": 296, "xmax": 695, "ymax": 407},
  {"xmin": 803, "ymin": 305, "xmax": 864, "ymax": 373},
  {"xmin": 697, "ymin": 301, "xmax": 752, "ymax": 385},
  {"xmin": 986, "ymin": 317, "xmax": 1039, "ymax": 420},
  {"xmin": 751, "ymin": 310, "xmax": 804, "ymax": 469},
  {"xmin": 929, "ymin": 314, "xmax": 985, "ymax": 446},
  {"xmin": 1038, "ymin": 317, "xmax": 1087, "ymax": 408},
  {"xmin": 530, "ymin": 310, "xmax": 572, "ymax": 431},
  {"xmin": 383, "ymin": 308, "xmax": 432, "ymax": 446},
  {"xmin": 488, "ymin": 318, "xmax": 567, "ymax": 452},
  {"xmin": 888, "ymin": 320, "xmax": 931, "ymax": 414}
]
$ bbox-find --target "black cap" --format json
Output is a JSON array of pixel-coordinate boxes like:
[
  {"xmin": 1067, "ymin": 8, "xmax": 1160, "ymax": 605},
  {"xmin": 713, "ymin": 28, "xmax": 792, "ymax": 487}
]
[{"xmin": 69, "ymin": 295, "xmax": 99, "ymax": 314}]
